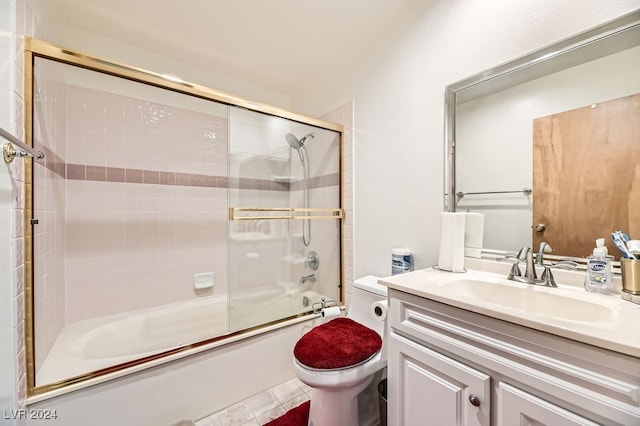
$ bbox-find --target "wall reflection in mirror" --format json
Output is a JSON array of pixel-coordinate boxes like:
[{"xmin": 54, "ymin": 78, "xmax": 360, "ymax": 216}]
[{"xmin": 445, "ymin": 11, "xmax": 640, "ymax": 260}]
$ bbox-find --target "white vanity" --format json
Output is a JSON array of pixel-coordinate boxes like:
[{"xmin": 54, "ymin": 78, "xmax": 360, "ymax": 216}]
[{"xmin": 380, "ymin": 260, "xmax": 640, "ymax": 426}]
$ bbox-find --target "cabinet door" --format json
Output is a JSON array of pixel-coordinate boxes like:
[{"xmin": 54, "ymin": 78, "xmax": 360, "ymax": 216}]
[
  {"xmin": 388, "ymin": 332, "xmax": 490, "ymax": 426},
  {"xmin": 498, "ymin": 382, "xmax": 599, "ymax": 426}
]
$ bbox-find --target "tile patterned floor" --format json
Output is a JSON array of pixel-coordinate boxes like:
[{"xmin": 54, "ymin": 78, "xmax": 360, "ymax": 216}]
[{"xmin": 195, "ymin": 378, "xmax": 312, "ymax": 426}]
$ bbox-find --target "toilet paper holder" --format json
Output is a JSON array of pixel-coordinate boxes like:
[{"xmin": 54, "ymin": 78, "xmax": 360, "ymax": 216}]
[{"xmin": 312, "ymin": 297, "xmax": 345, "ymax": 314}]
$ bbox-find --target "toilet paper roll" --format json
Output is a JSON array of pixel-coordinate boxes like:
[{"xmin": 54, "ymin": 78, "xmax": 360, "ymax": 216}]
[
  {"xmin": 321, "ymin": 306, "xmax": 341, "ymax": 319},
  {"xmin": 370, "ymin": 300, "xmax": 388, "ymax": 322},
  {"xmin": 438, "ymin": 212, "xmax": 466, "ymax": 272}
]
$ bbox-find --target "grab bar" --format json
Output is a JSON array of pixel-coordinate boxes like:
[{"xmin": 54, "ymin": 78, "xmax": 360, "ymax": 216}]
[
  {"xmin": 229, "ymin": 207, "xmax": 344, "ymax": 221},
  {"xmin": 1, "ymin": 127, "xmax": 45, "ymax": 164},
  {"xmin": 456, "ymin": 187, "xmax": 531, "ymax": 200}
]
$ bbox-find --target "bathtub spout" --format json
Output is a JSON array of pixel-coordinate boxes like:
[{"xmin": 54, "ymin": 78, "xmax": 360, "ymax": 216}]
[{"xmin": 299, "ymin": 273, "xmax": 316, "ymax": 285}]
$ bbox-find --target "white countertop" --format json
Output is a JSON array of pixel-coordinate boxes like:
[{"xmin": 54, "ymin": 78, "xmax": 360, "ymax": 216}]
[{"xmin": 379, "ymin": 258, "xmax": 640, "ymax": 358}]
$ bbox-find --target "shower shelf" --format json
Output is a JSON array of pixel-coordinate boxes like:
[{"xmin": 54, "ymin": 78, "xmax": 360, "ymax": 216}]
[
  {"xmin": 272, "ymin": 175, "xmax": 302, "ymax": 183},
  {"xmin": 230, "ymin": 232, "xmax": 279, "ymax": 242}
]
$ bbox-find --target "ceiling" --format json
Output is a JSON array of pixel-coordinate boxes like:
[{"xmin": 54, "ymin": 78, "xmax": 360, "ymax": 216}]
[{"xmin": 31, "ymin": 0, "xmax": 420, "ymax": 94}]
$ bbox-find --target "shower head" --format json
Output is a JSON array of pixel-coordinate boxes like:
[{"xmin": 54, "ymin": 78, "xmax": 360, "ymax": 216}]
[
  {"xmin": 285, "ymin": 132, "xmax": 315, "ymax": 150},
  {"xmin": 286, "ymin": 133, "xmax": 314, "ymax": 165}
]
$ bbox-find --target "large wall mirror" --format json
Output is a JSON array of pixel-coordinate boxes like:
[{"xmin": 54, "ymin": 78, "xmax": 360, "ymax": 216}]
[{"xmin": 445, "ymin": 11, "xmax": 640, "ymax": 261}]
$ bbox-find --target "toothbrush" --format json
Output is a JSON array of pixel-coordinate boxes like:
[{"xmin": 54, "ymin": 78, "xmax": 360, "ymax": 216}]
[
  {"xmin": 627, "ymin": 238, "xmax": 640, "ymax": 260},
  {"xmin": 611, "ymin": 231, "xmax": 634, "ymax": 259},
  {"xmin": 620, "ymin": 232, "xmax": 640, "ymax": 259}
]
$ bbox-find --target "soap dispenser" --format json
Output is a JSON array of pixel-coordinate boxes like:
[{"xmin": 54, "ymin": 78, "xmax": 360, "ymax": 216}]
[{"xmin": 584, "ymin": 238, "xmax": 614, "ymax": 294}]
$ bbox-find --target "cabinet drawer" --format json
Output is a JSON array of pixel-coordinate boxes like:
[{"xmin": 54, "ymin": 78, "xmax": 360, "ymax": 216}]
[{"xmin": 497, "ymin": 382, "xmax": 599, "ymax": 426}]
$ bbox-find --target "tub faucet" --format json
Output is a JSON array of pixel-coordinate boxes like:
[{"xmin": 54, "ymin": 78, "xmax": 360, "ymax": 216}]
[{"xmin": 300, "ymin": 273, "xmax": 316, "ymax": 285}]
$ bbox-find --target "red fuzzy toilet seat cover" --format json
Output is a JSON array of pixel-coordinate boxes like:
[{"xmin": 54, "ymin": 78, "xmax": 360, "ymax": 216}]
[{"xmin": 294, "ymin": 317, "xmax": 382, "ymax": 370}]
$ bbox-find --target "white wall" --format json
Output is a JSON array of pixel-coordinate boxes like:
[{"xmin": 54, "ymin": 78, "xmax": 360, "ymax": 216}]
[{"xmin": 290, "ymin": 0, "xmax": 640, "ymax": 278}]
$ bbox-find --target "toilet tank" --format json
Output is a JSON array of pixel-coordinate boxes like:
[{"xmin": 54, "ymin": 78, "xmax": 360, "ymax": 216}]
[{"xmin": 347, "ymin": 275, "xmax": 388, "ymax": 337}]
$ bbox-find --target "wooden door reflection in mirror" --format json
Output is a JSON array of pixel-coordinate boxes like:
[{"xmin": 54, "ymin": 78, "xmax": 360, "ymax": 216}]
[{"xmin": 533, "ymin": 92, "xmax": 640, "ymax": 257}]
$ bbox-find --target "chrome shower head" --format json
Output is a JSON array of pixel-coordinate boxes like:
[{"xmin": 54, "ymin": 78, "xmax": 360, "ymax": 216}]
[
  {"xmin": 285, "ymin": 132, "xmax": 314, "ymax": 149},
  {"xmin": 285, "ymin": 133, "xmax": 314, "ymax": 165},
  {"xmin": 286, "ymin": 133, "xmax": 302, "ymax": 150}
]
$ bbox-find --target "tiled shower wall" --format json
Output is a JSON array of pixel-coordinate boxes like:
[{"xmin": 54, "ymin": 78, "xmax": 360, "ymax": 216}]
[
  {"xmin": 31, "ymin": 64, "xmax": 238, "ymax": 348},
  {"xmin": 64, "ymin": 82, "xmax": 231, "ymax": 322}
]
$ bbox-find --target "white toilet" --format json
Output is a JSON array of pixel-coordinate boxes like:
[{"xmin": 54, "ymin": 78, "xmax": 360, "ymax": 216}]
[{"xmin": 293, "ymin": 275, "xmax": 388, "ymax": 426}]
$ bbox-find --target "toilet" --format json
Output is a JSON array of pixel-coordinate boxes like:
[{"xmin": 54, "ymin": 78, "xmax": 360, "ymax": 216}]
[{"xmin": 293, "ymin": 275, "xmax": 388, "ymax": 426}]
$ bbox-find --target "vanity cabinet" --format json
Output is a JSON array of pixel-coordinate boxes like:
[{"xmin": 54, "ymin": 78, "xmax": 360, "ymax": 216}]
[
  {"xmin": 390, "ymin": 330, "xmax": 490, "ymax": 425},
  {"xmin": 387, "ymin": 289, "xmax": 640, "ymax": 426}
]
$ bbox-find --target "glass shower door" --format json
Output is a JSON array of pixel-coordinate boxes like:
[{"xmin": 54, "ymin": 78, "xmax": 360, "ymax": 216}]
[{"xmin": 227, "ymin": 107, "xmax": 342, "ymax": 332}]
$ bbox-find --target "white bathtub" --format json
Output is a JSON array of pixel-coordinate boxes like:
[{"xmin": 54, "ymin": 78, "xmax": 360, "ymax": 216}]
[{"xmin": 36, "ymin": 286, "xmax": 323, "ymax": 386}]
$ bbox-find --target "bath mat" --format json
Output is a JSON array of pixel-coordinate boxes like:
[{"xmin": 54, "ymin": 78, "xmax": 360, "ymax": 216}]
[
  {"xmin": 263, "ymin": 400, "xmax": 310, "ymax": 426},
  {"xmin": 294, "ymin": 317, "xmax": 382, "ymax": 369}
]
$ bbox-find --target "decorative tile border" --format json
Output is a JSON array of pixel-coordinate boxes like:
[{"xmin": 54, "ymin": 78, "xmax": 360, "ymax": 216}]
[{"xmin": 36, "ymin": 146, "xmax": 338, "ymax": 191}]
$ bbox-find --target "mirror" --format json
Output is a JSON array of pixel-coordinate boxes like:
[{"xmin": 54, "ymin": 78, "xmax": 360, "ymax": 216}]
[{"xmin": 445, "ymin": 11, "xmax": 640, "ymax": 259}]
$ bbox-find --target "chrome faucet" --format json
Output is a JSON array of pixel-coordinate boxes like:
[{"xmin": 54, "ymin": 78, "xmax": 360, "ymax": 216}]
[
  {"xmin": 507, "ymin": 247, "xmax": 544, "ymax": 285},
  {"xmin": 299, "ymin": 273, "xmax": 316, "ymax": 285},
  {"xmin": 502, "ymin": 244, "xmax": 576, "ymax": 287}
]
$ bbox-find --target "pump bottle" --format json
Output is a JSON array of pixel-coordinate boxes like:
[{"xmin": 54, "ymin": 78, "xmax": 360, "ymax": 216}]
[{"xmin": 584, "ymin": 238, "xmax": 614, "ymax": 294}]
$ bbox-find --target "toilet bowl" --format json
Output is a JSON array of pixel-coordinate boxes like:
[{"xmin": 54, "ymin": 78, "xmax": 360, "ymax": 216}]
[{"xmin": 293, "ymin": 275, "xmax": 387, "ymax": 426}]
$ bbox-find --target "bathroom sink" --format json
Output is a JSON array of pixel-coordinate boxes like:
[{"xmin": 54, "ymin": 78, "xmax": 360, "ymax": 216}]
[
  {"xmin": 442, "ymin": 278, "xmax": 613, "ymax": 322},
  {"xmin": 380, "ymin": 264, "xmax": 640, "ymax": 358}
]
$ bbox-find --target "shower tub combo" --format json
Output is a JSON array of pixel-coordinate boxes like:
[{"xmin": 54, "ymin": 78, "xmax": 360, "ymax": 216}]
[{"xmin": 25, "ymin": 38, "xmax": 344, "ymax": 397}]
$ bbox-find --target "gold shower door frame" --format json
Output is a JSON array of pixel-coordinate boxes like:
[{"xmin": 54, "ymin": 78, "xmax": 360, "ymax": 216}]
[{"xmin": 23, "ymin": 38, "xmax": 345, "ymax": 397}]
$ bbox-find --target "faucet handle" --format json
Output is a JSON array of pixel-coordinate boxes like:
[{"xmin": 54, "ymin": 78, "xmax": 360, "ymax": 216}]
[
  {"xmin": 540, "ymin": 261, "xmax": 578, "ymax": 287},
  {"xmin": 508, "ymin": 262, "xmax": 522, "ymax": 279},
  {"xmin": 516, "ymin": 246, "xmax": 530, "ymax": 261},
  {"xmin": 540, "ymin": 265, "xmax": 558, "ymax": 287},
  {"xmin": 497, "ymin": 255, "xmax": 522, "ymax": 279},
  {"xmin": 551, "ymin": 260, "xmax": 578, "ymax": 270}
]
